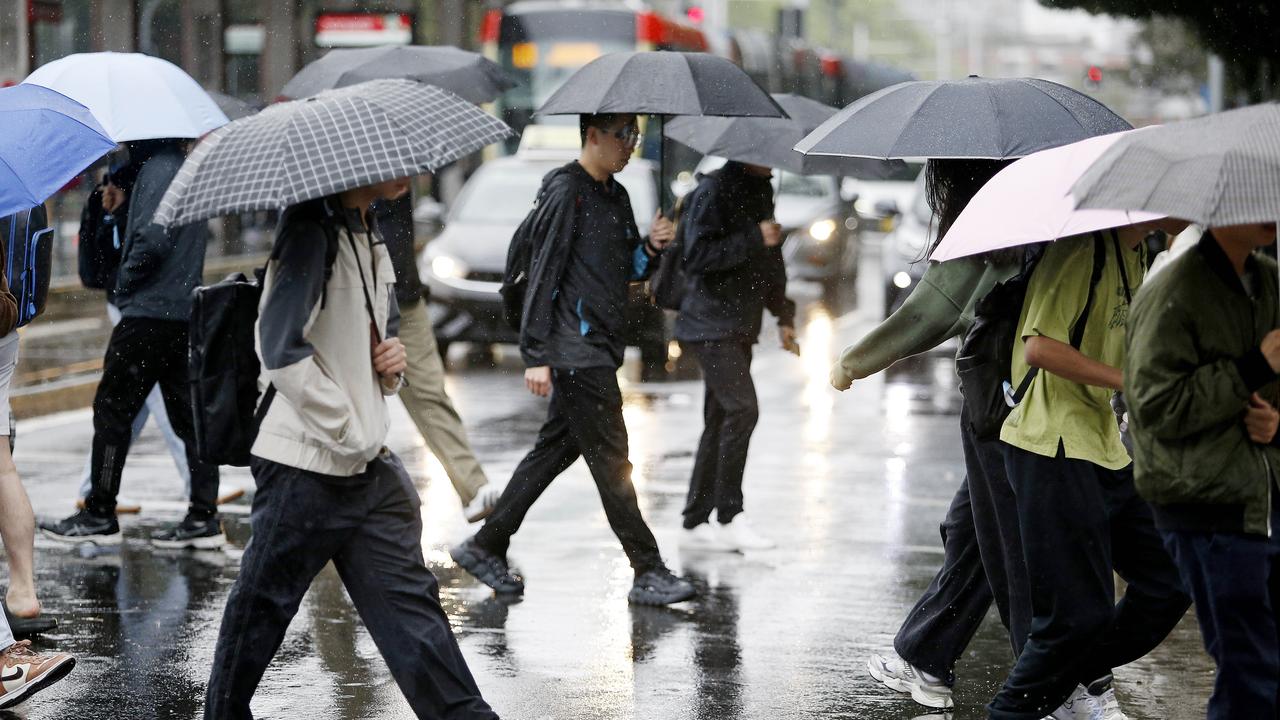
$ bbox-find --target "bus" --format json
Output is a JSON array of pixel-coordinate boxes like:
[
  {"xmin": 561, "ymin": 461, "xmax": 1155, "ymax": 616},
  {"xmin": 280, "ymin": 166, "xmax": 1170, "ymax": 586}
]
[{"xmin": 479, "ymin": 1, "xmax": 708, "ymax": 153}]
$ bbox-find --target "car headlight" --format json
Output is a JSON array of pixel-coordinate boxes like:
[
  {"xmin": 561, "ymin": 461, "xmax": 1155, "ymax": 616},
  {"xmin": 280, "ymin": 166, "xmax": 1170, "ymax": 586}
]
[
  {"xmin": 808, "ymin": 218, "xmax": 838, "ymax": 243},
  {"xmin": 431, "ymin": 254, "xmax": 467, "ymax": 280}
]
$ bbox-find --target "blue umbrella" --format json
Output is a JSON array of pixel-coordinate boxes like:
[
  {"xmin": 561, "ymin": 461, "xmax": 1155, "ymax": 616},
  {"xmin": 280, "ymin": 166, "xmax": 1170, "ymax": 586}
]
[{"xmin": 0, "ymin": 83, "xmax": 115, "ymax": 218}]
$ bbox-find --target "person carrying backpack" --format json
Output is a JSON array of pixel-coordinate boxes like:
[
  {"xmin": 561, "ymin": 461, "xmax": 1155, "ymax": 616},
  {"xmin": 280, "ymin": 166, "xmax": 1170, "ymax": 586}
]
[
  {"xmin": 204, "ymin": 181, "xmax": 497, "ymax": 720},
  {"xmin": 42, "ymin": 138, "xmax": 224, "ymax": 549},
  {"xmin": 988, "ymin": 221, "xmax": 1191, "ymax": 720},
  {"xmin": 451, "ymin": 113, "xmax": 696, "ymax": 606},
  {"xmin": 674, "ymin": 161, "xmax": 794, "ymax": 552},
  {"xmin": 73, "ymin": 146, "xmax": 194, "ymax": 515}
]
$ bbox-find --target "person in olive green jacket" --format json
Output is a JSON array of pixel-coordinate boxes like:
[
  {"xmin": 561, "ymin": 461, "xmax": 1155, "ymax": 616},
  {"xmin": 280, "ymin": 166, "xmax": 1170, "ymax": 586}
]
[{"xmin": 1125, "ymin": 222, "xmax": 1280, "ymax": 720}]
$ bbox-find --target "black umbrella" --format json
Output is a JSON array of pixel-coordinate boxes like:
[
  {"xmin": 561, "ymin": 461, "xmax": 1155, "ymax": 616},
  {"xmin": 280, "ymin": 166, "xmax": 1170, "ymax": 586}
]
[
  {"xmin": 207, "ymin": 91, "xmax": 259, "ymax": 121},
  {"xmin": 665, "ymin": 93, "xmax": 905, "ymax": 177},
  {"xmin": 537, "ymin": 51, "xmax": 786, "ymax": 210},
  {"xmin": 795, "ymin": 76, "xmax": 1131, "ymax": 161},
  {"xmin": 280, "ymin": 45, "xmax": 516, "ymax": 104}
]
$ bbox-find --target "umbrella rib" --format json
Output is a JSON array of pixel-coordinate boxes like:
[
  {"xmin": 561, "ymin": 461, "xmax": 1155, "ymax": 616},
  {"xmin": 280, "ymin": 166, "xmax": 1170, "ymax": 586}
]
[{"xmin": 886, "ymin": 85, "xmax": 937, "ymax": 160}]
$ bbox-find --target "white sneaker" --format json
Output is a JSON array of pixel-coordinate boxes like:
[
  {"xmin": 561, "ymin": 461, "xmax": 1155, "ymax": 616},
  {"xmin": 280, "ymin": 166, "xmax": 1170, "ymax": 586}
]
[
  {"xmin": 718, "ymin": 515, "xmax": 775, "ymax": 550},
  {"xmin": 463, "ymin": 484, "xmax": 502, "ymax": 524},
  {"xmin": 866, "ymin": 652, "xmax": 953, "ymax": 709},
  {"xmin": 680, "ymin": 523, "xmax": 734, "ymax": 552},
  {"xmin": 1047, "ymin": 679, "xmax": 1129, "ymax": 720}
]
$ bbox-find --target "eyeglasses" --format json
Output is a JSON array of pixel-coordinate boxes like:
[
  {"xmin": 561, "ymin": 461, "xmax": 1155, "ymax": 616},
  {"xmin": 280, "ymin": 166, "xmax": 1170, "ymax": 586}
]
[{"xmin": 608, "ymin": 125, "xmax": 641, "ymax": 146}]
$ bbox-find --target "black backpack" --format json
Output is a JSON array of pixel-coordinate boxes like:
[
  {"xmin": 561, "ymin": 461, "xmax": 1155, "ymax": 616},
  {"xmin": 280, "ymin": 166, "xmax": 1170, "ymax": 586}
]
[
  {"xmin": 78, "ymin": 187, "xmax": 124, "ymax": 291},
  {"xmin": 188, "ymin": 202, "xmax": 341, "ymax": 467},
  {"xmin": 956, "ymin": 231, "xmax": 1120, "ymax": 441},
  {"xmin": 648, "ymin": 193, "xmax": 688, "ymax": 311},
  {"xmin": 500, "ymin": 170, "xmax": 582, "ymax": 332},
  {"xmin": 0, "ymin": 206, "xmax": 53, "ymax": 328}
]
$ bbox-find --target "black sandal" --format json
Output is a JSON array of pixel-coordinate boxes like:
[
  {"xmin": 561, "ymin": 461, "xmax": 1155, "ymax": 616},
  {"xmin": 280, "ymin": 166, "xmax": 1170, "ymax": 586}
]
[{"xmin": 3, "ymin": 605, "xmax": 56, "ymax": 639}]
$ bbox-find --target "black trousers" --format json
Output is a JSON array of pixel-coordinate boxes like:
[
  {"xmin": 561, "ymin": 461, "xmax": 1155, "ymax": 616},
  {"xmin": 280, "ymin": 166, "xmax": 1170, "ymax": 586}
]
[
  {"xmin": 85, "ymin": 316, "xmax": 218, "ymax": 518},
  {"xmin": 205, "ymin": 454, "xmax": 495, "ymax": 720},
  {"xmin": 989, "ymin": 443, "xmax": 1190, "ymax": 720},
  {"xmin": 893, "ymin": 407, "xmax": 1031, "ymax": 683},
  {"xmin": 474, "ymin": 366, "xmax": 663, "ymax": 574},
  {"xmin": 683, "ymin": 340, "xmax": 757, "ymax": 528},
  {"xmin": 1161, "ymin": 501, "xmax": 1280, "ymax": 720}
]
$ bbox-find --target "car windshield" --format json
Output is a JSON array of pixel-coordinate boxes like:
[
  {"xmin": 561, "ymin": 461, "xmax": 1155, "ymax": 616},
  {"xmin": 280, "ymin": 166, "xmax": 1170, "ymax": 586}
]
[
  {"xmin": 450, "ymin": 162, "xmax": 656, "ymax": 232},
  {"xmin": 777, "ymin": 172, "xmax": 829, "ymax": 198}
]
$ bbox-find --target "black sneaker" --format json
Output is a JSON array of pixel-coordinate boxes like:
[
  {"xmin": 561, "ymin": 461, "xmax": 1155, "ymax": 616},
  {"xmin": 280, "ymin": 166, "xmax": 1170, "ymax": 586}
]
[
  {"xmin": 629, "ymin": 567, "xmax": 696, "ymax": 606},
  {"xmin": 39, "ymin": 510, "xmax": 121, "ymax": 546},
  {"xmin": 151, "ymin": 515, "xmax": 225, "ymax": 550},
  {"xmin": 450, "ymin": 538, "xmax": 524, "ymax": 594}
]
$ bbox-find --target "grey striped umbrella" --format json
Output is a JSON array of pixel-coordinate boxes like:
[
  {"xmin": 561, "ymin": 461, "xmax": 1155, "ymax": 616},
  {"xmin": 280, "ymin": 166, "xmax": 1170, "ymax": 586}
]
[
  {"xmin": 1072, "ymin": 103, "xmax": 1280, "ymax": 226},
  {"xmin": 155, "ymin": 79, "xmax": 511, "ymax": 227}
]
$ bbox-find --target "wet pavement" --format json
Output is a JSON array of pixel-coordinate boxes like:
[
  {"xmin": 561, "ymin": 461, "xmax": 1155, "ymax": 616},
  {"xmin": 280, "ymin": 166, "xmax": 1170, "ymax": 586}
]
[{"xmin": 4, "ymin": 237, "xmax": 1213, "ymax": 719}]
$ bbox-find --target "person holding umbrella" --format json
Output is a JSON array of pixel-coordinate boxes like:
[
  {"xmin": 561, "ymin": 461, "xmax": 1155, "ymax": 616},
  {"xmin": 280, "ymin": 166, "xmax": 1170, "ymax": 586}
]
[
  {"xmin": 450, "ymin": 112, "xmax": 695, "ymax": 606},
  {"xmin": 144, "ymin": 79, "xmax": 512, "ymax": 719},
  {"xmin": 674, "ymin": 158, "xmax": 795, "ymax": 553}
]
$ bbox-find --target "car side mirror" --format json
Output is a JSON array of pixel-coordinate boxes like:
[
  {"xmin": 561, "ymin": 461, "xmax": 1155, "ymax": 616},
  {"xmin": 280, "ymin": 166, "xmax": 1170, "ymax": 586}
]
[{"xmin": 873, "ymin": 199, "xmax": 901, "ymax": 217}]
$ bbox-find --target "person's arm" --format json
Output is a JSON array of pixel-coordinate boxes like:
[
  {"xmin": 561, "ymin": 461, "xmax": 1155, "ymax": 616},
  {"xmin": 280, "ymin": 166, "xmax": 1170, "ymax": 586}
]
[
  {"xmin": 519, "ymin": 180, "xmax": 577, "ymax": 369},
  {"xmin": 831, "ymin": 258, "xmax": 987, "ymax": 389},
  {"xmin": 1126, "ymin": 295, "xmax": 1280, "ymax": 441},
  {"xmin": 116, "ymin": 159, "xmax": 177, "ymax": 293},
  {"xmin": 681, "ymin": 184, "xmax": 766, "ymax": 275},
  {"xmin": 1025, "ymin": 337, "xmax": 1123, "ymax": 390},
  {"xmin": 764, "ymin": 246, "xmax": 796, "ymax": 327},
  {"xmin": 258, "ymin": 221, "xmax": 360, "ymax": 446}
]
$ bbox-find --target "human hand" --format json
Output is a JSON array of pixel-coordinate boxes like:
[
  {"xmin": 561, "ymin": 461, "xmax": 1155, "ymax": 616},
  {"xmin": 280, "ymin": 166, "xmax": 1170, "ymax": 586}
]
[
  {"xmin": 1261, "ymin": 330, "xmax": 1280, "ymax": 373},
  {"xmin": 779, "ymin": 324, "xmax": 799, "ymax": 355},
  {"xmin": 525, "ymin": 366, "xmax": 552, "ymax": 397},
  {"xmin": 372, "ymin": 337, "xmax": 407, "ymax": 380},
  {"xmin": 649, "ymin": 210, "xmax": 675, "ymax": 248},
  {"xmin": 829, "ymin": 363, "xmax": 853, "ymax": 391},
  {"xmin": 760, "ymin": 220, "xmax": 783, "ymax": 248},
  {"xmin": 1245, "ymin": 393, "xmax": 1280, "ymax": 443},
  {"xmin": 102, "ymin": 183, "xmax": 126, "ymax": 213}
]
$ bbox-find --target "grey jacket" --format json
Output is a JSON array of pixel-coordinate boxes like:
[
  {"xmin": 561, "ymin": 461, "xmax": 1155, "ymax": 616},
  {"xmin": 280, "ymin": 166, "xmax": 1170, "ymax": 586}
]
[{"xmin": 115, "ymin": 145, "xmax": 209, "ymax": 321}]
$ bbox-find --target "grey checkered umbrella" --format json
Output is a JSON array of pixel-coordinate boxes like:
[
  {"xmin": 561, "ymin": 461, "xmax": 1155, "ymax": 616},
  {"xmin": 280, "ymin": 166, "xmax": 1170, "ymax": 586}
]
[
  {"xmin": 154, "ymin": 79, "xmax": 511, "ymax": 227},
  {"xmin": 1072, "ymin": 103, "xmax": 1280, "ymax": 226}
]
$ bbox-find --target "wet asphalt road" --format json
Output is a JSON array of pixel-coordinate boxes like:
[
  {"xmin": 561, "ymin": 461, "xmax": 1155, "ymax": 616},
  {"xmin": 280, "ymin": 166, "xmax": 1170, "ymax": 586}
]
[{"xmin": 3, "ymin": 237, "xmax": 1214, "ymax": 719}]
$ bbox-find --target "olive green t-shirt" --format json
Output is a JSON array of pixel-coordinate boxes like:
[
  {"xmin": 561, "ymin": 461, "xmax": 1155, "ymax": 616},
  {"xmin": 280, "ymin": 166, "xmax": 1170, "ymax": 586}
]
[{"xmin": 1000, "ymin": 234, "xmax": 1145, "ymax": 470}]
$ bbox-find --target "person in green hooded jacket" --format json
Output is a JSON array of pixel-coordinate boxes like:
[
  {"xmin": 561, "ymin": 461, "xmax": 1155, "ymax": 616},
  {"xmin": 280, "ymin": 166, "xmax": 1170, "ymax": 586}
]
[{"xmin": 1125, "ymin": 222, "xmax": 1280, "ymax": 720}]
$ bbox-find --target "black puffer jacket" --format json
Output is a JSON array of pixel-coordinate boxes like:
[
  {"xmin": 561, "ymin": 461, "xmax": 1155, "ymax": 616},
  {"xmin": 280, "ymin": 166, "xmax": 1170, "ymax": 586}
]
[
  {"xmin": 371, "ymin": 195, "xmax": 427, "ymax": 307},
  {"xmin": 675, "ymin": 162, "xmax": 795, "ymax": 343}
]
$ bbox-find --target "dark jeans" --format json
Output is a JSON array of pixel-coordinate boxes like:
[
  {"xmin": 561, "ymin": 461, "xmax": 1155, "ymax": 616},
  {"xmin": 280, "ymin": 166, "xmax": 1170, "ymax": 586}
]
[
  {"xmin": 205, "ymin": 453, "xmax": 495, "ymax": 720},
  {"xmin": 962, "ymin": 420, "xmax": 1032, "ymax": 658},
  {"xmin": 893, "ymin": 407, "xmax": 1031, "ymax": 683},
  {"xmin": 474, "ymin": 366, "xmax": 663, "ymax": 574},
  {"xmin": 85, "ymin": 316, "xmax": 218, "ymax": 518},
  {"xmin": 989, "ymin": 443, "xmax": 1190, "ymax": 720},
  {"xmin": 683, "ymin": 341, "xmax": 757, "ymax": 528},
  {"xmin": 1162, "ymin": 503, "xmax": 1280, "ymax": 720}
]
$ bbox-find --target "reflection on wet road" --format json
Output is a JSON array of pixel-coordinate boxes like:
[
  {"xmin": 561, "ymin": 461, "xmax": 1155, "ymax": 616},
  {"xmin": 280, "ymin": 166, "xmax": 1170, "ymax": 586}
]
[{"xmin": 4, "ymin": 239, "xmax": 1211, "ymax": 718}]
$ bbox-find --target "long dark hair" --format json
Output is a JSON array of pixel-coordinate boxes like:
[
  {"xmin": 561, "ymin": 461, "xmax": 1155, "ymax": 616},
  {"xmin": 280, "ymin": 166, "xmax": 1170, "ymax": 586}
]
[{"xmin": 923, "ymin": 158, "xmax": 1014, "ymax": 261}]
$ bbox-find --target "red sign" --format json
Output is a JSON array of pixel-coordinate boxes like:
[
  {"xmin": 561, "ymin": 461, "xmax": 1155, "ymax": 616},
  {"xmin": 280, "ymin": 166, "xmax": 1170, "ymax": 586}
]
[{"xmin": 315, "ymin": 13, "xmax": 413, "ymax": 48}]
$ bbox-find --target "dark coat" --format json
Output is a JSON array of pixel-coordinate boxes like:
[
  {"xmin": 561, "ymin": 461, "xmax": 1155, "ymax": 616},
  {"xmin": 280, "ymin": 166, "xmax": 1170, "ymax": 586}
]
[
  {"xmin": 675, "ymin": 162, "xmax": 795, "ymax": 343},
  {"xmin": 114, "ymin": 144, "xmax": 209, "ymax": 321},
  {"xmin": 1125, "ymin": 233, "xmax": 1280, "ymax": 536},
  {"xmin": 519, "ymin": 161, "xmax": 651, "ymax": 369},
  {"xmin": 371, "ymin": 195, "xmax": 427, "ymax": 307}
]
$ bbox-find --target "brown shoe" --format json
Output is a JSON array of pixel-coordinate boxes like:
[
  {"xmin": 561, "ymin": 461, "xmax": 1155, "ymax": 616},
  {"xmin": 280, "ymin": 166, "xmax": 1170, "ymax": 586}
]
[{"xmin": 0, "ymin": 640, "xmax": 75, "ymax": 709}]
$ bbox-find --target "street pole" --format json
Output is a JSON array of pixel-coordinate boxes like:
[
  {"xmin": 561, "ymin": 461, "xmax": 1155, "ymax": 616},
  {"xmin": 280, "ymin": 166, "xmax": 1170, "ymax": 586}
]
[
  {"xmin": 934, "ymin": 0, "xmax": 952, "ymax": 80},
  {"xmin": 1208, "ymin": 54, "xmax": 1225, "ymax": 113}
]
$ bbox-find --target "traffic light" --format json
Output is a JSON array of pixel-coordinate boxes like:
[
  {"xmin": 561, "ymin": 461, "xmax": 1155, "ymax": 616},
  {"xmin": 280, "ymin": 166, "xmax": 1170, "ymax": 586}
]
[
  {"xmin": 686, "ymin": 5, "xmax": 704, "ymax": 24},
  {"xmin": 1085, "ymin": 65, "xmax": 1103, "ymax": 90}
]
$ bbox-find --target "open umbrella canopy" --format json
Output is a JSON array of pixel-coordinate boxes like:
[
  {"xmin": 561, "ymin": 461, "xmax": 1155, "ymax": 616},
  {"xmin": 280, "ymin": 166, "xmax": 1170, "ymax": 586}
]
[
  {"xmin": 207, "ymin": 91, "xmax": 259, "ymax": 121},
  {"xmin": 1072, "ymin": 103, "xmax": 1280, "ymax": 226},
  {"xmin": 795, "ymin": 76, "xmax": 1131, "ymax": 161},
  {"xmin": 0, "ymin": 83, "xmax": 115, "ymax": 218},
  {"xmin": 280, "ymin": 45, "xmax": 515, "ymax": 104},
  {"xmin": 154, "ymin": 79, "xmax": 512, "ymax": 228},
  {"xmin": 24, "ymin": 52, "xmax": 229, "ymax": 142},
  {"xmin": 931, "ymin": 130, "xmax": 1164, "ymax": 262},
  {"xmin": 536, "ymin": 51, "xmax": 785, "ymax": 118},
  {"xmin": 665, "ymin": 93, "xmax": 907, "ymax": 176}
]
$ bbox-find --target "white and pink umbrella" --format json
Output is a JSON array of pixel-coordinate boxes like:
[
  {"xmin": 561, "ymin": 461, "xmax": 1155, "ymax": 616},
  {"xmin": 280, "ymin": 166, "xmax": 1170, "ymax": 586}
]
[{"xmin": 930, "ymin": 129, "xmax": 1164, "ymax": 262}]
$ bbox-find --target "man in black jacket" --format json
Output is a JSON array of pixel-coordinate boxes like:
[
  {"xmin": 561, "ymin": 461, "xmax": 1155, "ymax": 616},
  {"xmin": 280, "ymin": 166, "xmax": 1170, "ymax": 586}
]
[
  {"xmin": 676, "ymin": 161, "xmax": 795, "ymax": 552},
  {"xmin": 43, "ymin": 138, "xmax": 223, "ymax": 549},
  {"xmin": 451, "ymin": 113, "xmax": 696, "ymax": 606}
]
